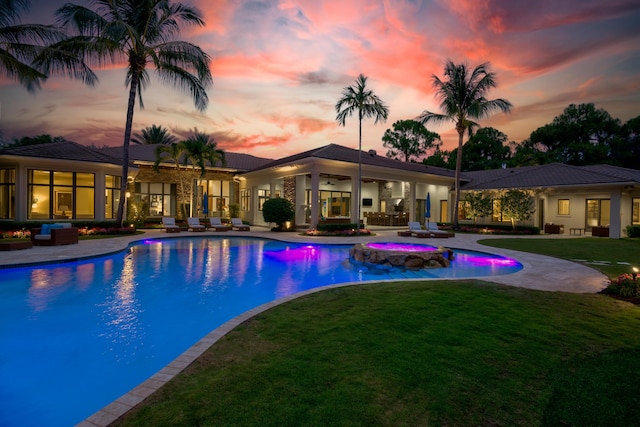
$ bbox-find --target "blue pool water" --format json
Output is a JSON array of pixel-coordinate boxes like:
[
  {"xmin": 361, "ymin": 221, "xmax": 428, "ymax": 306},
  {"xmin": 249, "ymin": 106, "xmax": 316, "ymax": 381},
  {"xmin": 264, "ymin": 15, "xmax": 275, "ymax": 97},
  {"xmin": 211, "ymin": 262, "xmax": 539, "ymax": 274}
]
[{"xmin": 0, "ymin": 237, "xmax": 521, "ymax": 426}]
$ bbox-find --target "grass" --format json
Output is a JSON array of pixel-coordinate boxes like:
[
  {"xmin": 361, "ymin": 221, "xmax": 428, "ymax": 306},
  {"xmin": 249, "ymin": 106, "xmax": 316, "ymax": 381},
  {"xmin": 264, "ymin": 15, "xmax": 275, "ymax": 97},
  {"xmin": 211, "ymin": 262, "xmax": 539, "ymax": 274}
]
[
  {"xmin": 479, "ymin": 237, "xmax": 640, "ymax": 278},
  {"xmin": 114, "ymin": 280, "xmax": 640, "ymax": 427}
]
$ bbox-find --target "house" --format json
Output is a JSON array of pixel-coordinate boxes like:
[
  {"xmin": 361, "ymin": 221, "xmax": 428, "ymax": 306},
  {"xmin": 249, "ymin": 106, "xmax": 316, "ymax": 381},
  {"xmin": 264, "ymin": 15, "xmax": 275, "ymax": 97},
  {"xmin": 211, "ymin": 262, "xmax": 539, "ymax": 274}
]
[
  {"xmin": 0, "ymin": 141, "xmax": 130, "ymax": 221},
  {"xmin": 1, "ymin": 142, "xmax": 638, "ymax": 238},
  {"xmin": 239, "ymin": 144, "xmax": 456, "ymax": 228},
  {"xmin": 460, "ymin": 163, "xmax": 640, "ymax": 238},
  {"xmin": 100, "ymin": 144, "xmax": 272, "ymax": 219}
]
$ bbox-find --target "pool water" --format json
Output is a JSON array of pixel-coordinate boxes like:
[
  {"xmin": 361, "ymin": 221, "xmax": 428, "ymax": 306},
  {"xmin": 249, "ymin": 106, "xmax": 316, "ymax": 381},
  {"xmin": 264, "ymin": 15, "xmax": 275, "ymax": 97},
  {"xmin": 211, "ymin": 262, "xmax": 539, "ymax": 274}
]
[{"xmin": 0, "ymin": 237, "xmax": 521, "ymax": 426}]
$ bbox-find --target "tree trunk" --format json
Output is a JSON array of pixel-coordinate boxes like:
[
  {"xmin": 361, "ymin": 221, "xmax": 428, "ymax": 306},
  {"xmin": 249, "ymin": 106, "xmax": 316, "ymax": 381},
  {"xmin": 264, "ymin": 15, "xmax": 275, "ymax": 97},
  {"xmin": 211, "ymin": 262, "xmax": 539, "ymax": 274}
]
[
  {"xmin": 115, "ymin": 75, "xmax": 139, "ymax": 227},
  {"xmin": 357, "ymin": 112, "xmax": 362, "ymax": 235},
  {"xmin": 452, "ymin": 128, "xmax": 464, "ymax": 228}
]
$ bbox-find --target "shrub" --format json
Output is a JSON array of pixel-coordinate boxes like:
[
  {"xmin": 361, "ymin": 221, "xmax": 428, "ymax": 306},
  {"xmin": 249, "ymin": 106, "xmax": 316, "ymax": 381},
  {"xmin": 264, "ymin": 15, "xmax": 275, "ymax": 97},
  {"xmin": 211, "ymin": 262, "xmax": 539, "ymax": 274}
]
[
  {"xmin": 262, "ymin": 198, "xmax": 295, "ymax": 231},
  {"xmin": 317, "ymin": 223, "xmax": 365, "ymax": 232},
  {"xmin": 602, "ymin": 273, "xmax": 640, "ymax": 299},
  {"xmin": 626, "ymin": 225, "xmax": 640, "ymax": 238}
]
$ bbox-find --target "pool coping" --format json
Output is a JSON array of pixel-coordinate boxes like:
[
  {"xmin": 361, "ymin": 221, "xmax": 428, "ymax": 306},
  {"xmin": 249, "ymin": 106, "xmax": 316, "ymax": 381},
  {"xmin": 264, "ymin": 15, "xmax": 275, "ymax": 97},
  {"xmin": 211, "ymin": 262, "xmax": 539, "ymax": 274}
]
[{"xmin": 2, "ymin": 229, "xmax": 607, "ymax": 427}]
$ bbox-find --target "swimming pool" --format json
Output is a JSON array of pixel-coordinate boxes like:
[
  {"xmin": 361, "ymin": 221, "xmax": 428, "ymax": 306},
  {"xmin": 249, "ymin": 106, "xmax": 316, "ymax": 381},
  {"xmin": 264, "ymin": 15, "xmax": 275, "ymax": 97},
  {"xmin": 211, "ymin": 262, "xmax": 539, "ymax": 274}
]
[{"xmin": 0, "ymin": 237, "xmax": 522, "ymax": 426}]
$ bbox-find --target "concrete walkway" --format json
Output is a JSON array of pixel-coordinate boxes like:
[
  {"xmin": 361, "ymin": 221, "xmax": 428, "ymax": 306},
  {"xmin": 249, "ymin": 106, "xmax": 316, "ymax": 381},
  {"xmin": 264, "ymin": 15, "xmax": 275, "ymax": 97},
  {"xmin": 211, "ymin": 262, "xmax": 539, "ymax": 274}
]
[
  {"xmin": 1, "ymin": 227, "xmax": 609, "ymax": 293},
  {"xmin": 2, "ymin": 228, "xmax": 611, "ymax": 427}
]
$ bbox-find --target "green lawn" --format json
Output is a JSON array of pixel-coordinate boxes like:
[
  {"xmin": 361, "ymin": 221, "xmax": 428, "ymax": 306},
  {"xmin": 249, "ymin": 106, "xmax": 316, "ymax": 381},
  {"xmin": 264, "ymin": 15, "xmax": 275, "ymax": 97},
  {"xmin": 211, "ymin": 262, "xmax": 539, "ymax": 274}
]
[
  {"xmin": 115, "ymin": 280, "xmax": 640, "ymax": 427},
  {"xmin": 479, "ymin": 237, "xmax": 640, "ymax": 278}
]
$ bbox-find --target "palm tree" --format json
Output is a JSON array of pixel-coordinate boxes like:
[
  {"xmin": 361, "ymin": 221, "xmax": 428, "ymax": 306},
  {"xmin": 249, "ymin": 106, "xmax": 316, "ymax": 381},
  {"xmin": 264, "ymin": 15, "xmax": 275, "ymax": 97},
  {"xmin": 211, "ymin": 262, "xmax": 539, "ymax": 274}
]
[
  {"xmin": 418, "ymin": 61, "xmax": 511, "ymax": 228},
  {"xmin": 154, "ymin": 132, "xmax": 225, "ymax": 219},
  {"xmin": 182, "ymin": 132, "xmax": 225, "ymax": 216},
  {"xmin": 48, "ymin": 0, "xmax": 212, "ymax": 226},
  {"xmin": 335, "ymin": 74, "xmax": 389, "ymax": 232},
  {"xmin": 154, "ymin": 141, "xmax": 190, "ymax": 219},
  {"xmin": 0, "ymin": 0, "xmax": 94, "ymax": 91},
  {"xmin": 131, "ymin": 124, "xmax": 177, "ymax": 145}
]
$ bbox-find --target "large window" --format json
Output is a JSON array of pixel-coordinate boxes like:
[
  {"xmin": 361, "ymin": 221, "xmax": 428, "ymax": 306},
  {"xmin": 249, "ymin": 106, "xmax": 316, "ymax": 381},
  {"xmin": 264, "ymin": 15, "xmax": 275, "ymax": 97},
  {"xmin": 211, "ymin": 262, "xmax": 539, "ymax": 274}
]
[
  {"xmin": 28, "ymin": 169, "xmax": 95, "ymax": 220},
  {"xmin": 586, "ymin": 199, "xmax": 610, "ymax": 227},
  {"xmin": 105, "ymin": 175, "xmax": 121, "ymax": 219},
  {"xmin": 198, "ymin": 179, "xmax": 231, "ymax": 216},
  {"xmin": 135, "ymin": 182, "xmax": 175, "ymax": 217},
  {"xmin": 0, "ymin": 168, "xmax": 15, "ymax": 219},
  {"xmin": 558, "ymin": 199, "xmax": 570, "ymax": 215},
  {"xmin": 632, "ymin": 198, "xmax": 639, "ymax": 225}
]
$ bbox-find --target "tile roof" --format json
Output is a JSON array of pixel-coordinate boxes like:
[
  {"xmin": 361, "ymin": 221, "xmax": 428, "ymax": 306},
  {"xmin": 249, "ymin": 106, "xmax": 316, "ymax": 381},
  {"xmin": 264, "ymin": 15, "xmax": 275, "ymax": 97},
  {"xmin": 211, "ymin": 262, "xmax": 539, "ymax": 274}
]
[
  {"xmin": 249, "ymin": 143, "xmax": 457, "ymax": 178},
  {"xmin": 461, "ymin": 163, "xmax": 640, "ymax": 190},
  {"xmin": 0, "ymin": 141, "xmax": 122, "ymax": 164},
  {"xmin": 99, "ymin": 144, "xmax": 273, "ymax": 172}
]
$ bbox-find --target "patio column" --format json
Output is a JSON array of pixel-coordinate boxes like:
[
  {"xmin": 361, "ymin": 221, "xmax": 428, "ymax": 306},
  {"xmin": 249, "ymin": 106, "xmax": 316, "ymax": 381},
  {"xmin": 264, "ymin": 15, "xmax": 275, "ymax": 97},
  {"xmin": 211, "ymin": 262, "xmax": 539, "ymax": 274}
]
[
  {"xmin": 295, "ymin": 175, "xmax": 306, "ymax": 226},
  {"xmin": 610, "ymin": 189, "xmax": 622, "ymax": 239},
  {"xmin": 350, "ymin": 173, "xmax": 360, "ymax": 224},
  {"xmin": 310, "ymin": 172, "xmax": 320, "ymax": 228},
  {"xmin": 409, "ymin": 181, "xmax": 416, "ymax": 222}
]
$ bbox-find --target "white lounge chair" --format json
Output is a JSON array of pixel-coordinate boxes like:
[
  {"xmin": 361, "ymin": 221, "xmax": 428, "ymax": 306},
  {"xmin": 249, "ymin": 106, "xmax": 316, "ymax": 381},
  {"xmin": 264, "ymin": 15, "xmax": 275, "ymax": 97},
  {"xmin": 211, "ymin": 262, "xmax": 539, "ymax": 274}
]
[
  {"xmin": 208, "ymin": 217, "xmax": 231, "ymax": 232},
  {"xmin": 408, "ymin": 221, "xmax": 431, "ymax": 238},
  {"xmin": 231, "ymin": 217, "xmax": 250, "ymax": 231},
  {"xmin": 162, "ymin": 217, "xmax": 181, "ymax": 233},
  {"xmin": 427, "ymin": 222, "xmax": 455, "ymax": 238},
  {"xmin": 187, "ymin": 217, "xmax": 205, "ymax": 232}
]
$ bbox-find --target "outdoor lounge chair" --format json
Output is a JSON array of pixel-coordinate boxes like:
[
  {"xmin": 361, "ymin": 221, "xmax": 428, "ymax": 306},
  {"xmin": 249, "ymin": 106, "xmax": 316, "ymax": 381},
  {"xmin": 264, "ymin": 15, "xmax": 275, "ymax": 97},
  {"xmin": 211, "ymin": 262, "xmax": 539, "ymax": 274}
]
[
  {"xmin": 187, "ymin": 217, "xmax": 206, "ymax": 232},
  {"xmin": 231, "ymin": 217, "xmax": 250, "ymax": 231},
  {"xmin": 162, "ymin": 217, "xmax": 181, "ymax": 233},
  {"xmin": 427, "ymin": 222, "xmax": 455, "ymax": 238},
  {"xmin": 208, "ymin": 217, "xmax": 231, "ymax": 232},
  {"xmin": 407, "ymin": 221, "xmax": 431, "ymax": 238},
  {"xmin": 31, "ymin": 223, "xmax": 78, "ymax": 246}
]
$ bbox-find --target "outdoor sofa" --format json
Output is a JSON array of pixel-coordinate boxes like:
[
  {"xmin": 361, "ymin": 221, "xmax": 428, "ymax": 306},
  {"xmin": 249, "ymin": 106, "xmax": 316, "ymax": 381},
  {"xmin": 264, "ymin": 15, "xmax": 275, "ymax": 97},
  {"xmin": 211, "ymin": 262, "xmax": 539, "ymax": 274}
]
[{"xmin": 31, "ymin": 223, "xmax": 78, "ymax": 246}]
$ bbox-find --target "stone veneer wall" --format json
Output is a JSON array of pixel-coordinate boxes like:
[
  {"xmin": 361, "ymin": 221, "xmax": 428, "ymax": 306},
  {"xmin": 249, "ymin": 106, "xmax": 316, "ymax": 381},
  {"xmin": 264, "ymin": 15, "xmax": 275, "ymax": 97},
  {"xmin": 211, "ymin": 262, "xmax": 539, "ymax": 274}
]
[
  {"xmin": 283, "ymin": 176, "xmax": 296, "ymax": 204},
  {"xmin": 134, "ymin": 165, "xmax": 235, "ymax": 218}
]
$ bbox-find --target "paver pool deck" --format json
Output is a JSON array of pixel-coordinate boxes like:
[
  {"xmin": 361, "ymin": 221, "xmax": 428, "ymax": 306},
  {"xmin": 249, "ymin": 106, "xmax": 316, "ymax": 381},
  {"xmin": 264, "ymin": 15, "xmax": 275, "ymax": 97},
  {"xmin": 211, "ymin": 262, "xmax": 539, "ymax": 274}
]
[{"xmin": 0, "ymin": 228, "xmax": 610, "ymax": 426}]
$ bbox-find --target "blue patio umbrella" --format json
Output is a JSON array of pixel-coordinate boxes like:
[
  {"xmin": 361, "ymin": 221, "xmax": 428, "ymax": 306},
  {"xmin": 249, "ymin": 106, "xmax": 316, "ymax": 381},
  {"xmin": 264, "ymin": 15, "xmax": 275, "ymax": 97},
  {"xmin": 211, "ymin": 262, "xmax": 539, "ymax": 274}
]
[
  {"xmin": 203, "ymin": 192, "xmax": 208, "ymax": 216},
  {"xmin": 425, "ymin": 192, "xmax": 431, "ymax": 226}
]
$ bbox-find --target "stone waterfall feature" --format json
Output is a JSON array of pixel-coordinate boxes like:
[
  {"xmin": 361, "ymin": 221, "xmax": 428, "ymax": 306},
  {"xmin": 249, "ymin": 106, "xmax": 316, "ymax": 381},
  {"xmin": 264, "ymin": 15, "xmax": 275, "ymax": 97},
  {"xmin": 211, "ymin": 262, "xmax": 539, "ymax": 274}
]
[{"xmin": 349, "ymin": 243, "xmax": 453, "ymax": 270}]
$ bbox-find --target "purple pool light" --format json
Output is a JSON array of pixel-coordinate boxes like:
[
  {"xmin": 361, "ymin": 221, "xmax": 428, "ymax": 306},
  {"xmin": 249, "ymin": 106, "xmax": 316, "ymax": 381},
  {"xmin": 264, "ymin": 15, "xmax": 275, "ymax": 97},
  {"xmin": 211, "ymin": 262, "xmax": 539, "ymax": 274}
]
[{"xmin": 366, "ymin": 242, "xmax": 439, "ymax": 252}]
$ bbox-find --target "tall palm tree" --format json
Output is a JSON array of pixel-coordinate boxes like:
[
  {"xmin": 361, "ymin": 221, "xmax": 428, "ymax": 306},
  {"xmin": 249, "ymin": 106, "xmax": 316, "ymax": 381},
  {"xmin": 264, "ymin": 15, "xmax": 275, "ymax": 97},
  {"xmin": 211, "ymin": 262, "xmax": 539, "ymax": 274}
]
[
  {"xmin": 335, "ymin": 74, "xmax": 389, "ymax": 232},
  {"xmin": 47, "ymin": 0, "xmax": 213, "ymax": 226},
  {"xmin": 154, "ymin": 132, "xmax": 225, "ymax": 219},
  {"xmin": 154, "ymin": 141, "xmax": 190, "ymax": 219},
  {"xmin": 1, "ymin": 0, "xmax": 94, "ymax": 91},
  {"xmin": 182, "ymin": 132, "xmax": 225, "ymax": 216},
  {"xmin": 418, "ymin": 61, "xmax": 511, "ymax": 228},
  {"xmin": 131, "ymin": 124, "xmax": 177, "ymax": 145}
]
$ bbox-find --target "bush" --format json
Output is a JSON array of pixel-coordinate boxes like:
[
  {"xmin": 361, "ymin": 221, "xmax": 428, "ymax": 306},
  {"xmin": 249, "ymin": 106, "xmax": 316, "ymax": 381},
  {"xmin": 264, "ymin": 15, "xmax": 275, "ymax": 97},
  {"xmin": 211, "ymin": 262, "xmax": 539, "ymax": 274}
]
[
  {"xmin": 626, "ymin": 225, "xmax": 640, "ymax": 238},
  {"xmin": 602, "ymin": 273, "xmax": 640, "ymax": 300},
  {"xmin": 262, "ymin": 198, "xmax": 295, "ymax": 231},
  {"xmin": 317, "ymin": 223, "xmax": 365, "ymax": 232}
]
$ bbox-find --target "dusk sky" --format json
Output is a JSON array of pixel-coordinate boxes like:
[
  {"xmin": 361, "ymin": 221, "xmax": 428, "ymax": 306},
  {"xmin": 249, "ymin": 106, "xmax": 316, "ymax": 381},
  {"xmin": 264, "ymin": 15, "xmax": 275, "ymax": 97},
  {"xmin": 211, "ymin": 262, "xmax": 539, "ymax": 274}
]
[{"xmin": 1, "ymin": 0, "xmax": 639, "ymax": 159}]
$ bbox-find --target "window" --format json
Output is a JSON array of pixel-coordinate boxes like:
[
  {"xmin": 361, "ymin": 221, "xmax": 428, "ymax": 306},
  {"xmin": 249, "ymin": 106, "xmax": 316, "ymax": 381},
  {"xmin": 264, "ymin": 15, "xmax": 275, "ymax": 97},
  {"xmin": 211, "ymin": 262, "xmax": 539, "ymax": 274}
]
[
  {"xmin": 492, "ymin": 199, "xmax": 502, "ymax": 222},
  {"xmin": 0, "ymin": 168, "xmax": 16, "ymax": 219},
  {"xmin": 198, "ymin": 179, "xmax": 231, "ymax": 216},
  {"xmin": 586, "ymin": 199, "xmax": 610, "ymax": 227},
  {"xmin": 558, "ymin": 199, "xmax": 570, "ymax": 215},
  {"xmin": 240, "ymin": 189, "xmax": 250, "ymax": 211},
  {"xmin": 258, "ymin": 189, "xmax": 270, "ymax": 211},
  {"xmin": 632, "ymin": 198, "xmax": 639, "ymax": 225},
  {"xmin": 28, "ymin": 169, "xmax": 95, "ymax": 220},
  {"xmin": 105, "ymin": 175, "xmax": 121, "ymax": 219},
  {"xmin": 458, "ymin": 201, "xmax": 471, "ymax": 220},
  {"xmin": 440, "ymin": 200, "xmax": 448, "ymax": 223},
  {"xmin": 135, "ymin": 182, "xmax": 175, "ymax": 217}
]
